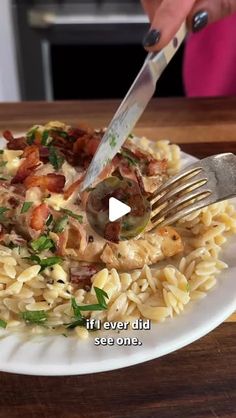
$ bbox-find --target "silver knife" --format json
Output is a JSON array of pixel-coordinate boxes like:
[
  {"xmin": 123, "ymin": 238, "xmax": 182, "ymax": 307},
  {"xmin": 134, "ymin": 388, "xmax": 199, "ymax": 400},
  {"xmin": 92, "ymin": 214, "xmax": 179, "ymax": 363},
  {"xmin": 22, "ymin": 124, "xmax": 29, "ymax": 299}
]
[{"xmin": 81, "ymin": 23, "xmax": 187, "ymax": 192}]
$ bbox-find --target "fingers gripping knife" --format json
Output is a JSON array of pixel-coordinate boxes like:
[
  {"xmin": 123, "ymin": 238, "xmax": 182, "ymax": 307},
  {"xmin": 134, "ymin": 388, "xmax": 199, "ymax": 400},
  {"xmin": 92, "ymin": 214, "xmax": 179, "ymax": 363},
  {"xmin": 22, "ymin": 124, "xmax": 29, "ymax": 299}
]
[{"xmin": 81, "ymin": 23, "xmax": 187, "ymax": 191}]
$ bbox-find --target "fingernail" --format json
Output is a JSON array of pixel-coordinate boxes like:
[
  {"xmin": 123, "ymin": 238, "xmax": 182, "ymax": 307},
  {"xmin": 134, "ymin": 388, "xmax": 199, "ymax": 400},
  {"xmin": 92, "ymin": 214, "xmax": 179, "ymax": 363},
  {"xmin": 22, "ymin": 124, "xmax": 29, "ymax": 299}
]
[
  {"xmin": 192, "ymin": 10, "xmax": 208, "ymax": 32},
  {"xmin": 143, "ymin": 29, "xmax": 161, "ymax": 47}
]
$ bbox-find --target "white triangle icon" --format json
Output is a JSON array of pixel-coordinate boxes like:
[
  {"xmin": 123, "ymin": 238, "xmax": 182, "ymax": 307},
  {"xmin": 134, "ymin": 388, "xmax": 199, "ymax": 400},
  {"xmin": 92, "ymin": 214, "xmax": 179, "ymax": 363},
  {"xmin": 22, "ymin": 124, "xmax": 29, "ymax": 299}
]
[{"xmin": 109, "ymin": 197, "xmax": 131, "ymax": 222}]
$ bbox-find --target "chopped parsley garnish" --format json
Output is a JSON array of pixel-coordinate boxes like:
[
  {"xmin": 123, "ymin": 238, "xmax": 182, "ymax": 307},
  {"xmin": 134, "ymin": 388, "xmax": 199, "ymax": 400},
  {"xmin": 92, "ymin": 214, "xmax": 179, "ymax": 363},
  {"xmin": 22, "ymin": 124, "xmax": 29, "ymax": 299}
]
[
  {"xmin": 0, "ymin": 177, "xmax": 7, "ymax": 181},
  {"xmin": 0, "ymin": 150, "xmax": 4, "ymax": 155},
  {"xmin": 21, "ymin": 201, "xmax": 33, "ymax": 214},
  {"xmin": 66, "ymin": 317, "xmax": 87, "ymax": 330},
  {"xmin": 31, "ymin": 235, "xmax": 55, "ymax": 252},
  {"xmin": 26, "ymin": 255, "xmax": 41, "ymax": 264},
  {"xmin": 120, "ymin": 150, "xmax": 138, "ymax": 166},
  {"xmin": 0, "ymin": 161, "xmax": 7, "ymax": 168},
  {"xmin": 71, "ymin": 298, "xmax": 83, "ymax": 319},
  {"xmin": 25, "ymin": 255, "xmax": 62, "ymax": 271},
  {"xmin": 128, "ymin": 134, "xmax": 134, "ymax": 138},
  {"xmin": 0, "ymin": 207, "xmax": 9, "ymax": 221},
  {"xmin": 41, "ymin": 130, "xmax": 53, "ymax": 146},
  {"xmin": 49, "ymin": 147, "xmax": 65, "ymax": 170},
  {"xmin": 109, "ymin": 134, "xmax": 117, "ymax": 149},
  {"xmin": 0, "ymin": 319, "xmax": 7, "ymax": 329},
  {"xmin": 72, "ymin": 288, "xmax": 108, "ymax": 315},
  {"xmin": 39, "ymin": 257, "xmax": 62, "ymax": 269},
  {"xmin": 61, "ymin": 209, "xmax": 83, "ymax": 223},
  {"xmin": 21, "ymin": 311, "xmax": 47, "ymax": 325},
  {"xmin": 53, "ymin": 215, "xmax": 68, "ymax": 233},
  {"xmin": 55, "ymin": 130, "xmax": 68, "ymax": 139},
  {"xmin": 46, "ymin": 214, "xmax": 54, "ymax": 227},
  {"xmin": 67, "ymin": 288, "xmax": 109, "ymax": 330},
  {"xmin": 26, "ymin": 126, "xmax": 38, "ymax": 145}
]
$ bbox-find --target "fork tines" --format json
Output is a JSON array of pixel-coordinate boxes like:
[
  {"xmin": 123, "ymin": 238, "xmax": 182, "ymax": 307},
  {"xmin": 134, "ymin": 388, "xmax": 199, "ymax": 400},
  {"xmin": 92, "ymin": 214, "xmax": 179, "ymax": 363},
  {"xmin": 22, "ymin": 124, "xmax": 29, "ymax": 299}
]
[
  {"xmin": 149, "ymin": 153, "xmax": 236, "ymax": 228},
  {"xmin": 149, "ymin": 164, "xmax": 212, "ymax": 227}
]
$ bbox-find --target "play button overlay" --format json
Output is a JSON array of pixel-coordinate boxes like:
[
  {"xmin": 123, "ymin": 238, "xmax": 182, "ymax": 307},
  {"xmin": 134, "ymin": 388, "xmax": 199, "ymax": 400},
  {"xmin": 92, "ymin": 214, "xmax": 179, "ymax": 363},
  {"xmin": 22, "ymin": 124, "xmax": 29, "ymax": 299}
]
[
  {"xmin": 86, "ymin": 177, "xmax": 151, "ymax": 243},
  {"xmin": 109, "ymin": 197, "xmax": 131, "ymax": 222}
]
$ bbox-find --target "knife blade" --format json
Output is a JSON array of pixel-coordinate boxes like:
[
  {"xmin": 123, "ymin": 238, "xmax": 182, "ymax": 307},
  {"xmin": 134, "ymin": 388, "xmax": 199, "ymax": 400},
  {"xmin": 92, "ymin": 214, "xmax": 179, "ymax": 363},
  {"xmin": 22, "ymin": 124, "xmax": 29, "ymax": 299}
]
[{"xmin": 81, "ymin": 23, "xmax": 187, "ymax": 192}]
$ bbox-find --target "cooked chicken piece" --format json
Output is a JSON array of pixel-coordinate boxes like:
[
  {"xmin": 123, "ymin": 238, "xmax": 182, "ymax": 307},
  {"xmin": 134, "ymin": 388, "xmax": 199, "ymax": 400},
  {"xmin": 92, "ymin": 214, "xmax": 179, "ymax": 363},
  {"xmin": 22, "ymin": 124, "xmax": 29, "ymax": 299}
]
[
  {"xmin": 100, "ymin": 226, "xmax": 183, "ymax": 270},
  {"xmin": 72, "ymin": 226, "xmax": 106, "ymax": 262}
]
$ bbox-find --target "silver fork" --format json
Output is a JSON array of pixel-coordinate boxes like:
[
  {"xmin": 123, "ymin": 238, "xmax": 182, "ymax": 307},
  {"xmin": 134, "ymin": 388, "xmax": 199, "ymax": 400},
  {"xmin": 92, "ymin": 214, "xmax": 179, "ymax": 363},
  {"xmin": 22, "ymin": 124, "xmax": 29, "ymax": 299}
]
[{"xmin": 149, "ymin": 153, "xmax": 236, "ymax": 228}]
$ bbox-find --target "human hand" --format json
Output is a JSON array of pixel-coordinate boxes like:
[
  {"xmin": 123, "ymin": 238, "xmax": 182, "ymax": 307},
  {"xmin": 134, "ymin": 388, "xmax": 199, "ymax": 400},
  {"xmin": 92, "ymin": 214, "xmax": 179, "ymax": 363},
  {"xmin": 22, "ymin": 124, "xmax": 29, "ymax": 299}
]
[{"xmin": 141, "ymin": 0, "xmax": 236, "ymax": 50}]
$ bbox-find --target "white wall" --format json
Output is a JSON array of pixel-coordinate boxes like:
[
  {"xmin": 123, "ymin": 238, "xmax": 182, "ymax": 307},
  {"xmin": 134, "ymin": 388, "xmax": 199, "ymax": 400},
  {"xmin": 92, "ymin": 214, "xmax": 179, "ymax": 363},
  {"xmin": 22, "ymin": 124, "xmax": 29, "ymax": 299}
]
[{"xmin": 0, "ymin": 0, "xmax": 20, "ymax": 101}]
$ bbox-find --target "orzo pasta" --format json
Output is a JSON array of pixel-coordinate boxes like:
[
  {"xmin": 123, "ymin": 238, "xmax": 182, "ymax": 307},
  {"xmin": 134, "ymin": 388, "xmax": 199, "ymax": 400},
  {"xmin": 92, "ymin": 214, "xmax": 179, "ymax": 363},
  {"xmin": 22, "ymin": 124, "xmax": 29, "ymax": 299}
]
[{"xmin": 0, "ymin": 122, "xmax": 235, "ymax": 338}]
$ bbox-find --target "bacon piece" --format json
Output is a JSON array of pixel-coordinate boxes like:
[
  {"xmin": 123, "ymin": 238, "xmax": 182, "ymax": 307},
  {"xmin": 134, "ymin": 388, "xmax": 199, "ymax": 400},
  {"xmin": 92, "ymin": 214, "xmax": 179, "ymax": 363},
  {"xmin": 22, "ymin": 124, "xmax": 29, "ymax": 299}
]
[
  {"xmin": 72, "ymin": 135, "xmax": 88, "ymax": 153},
  {"xmin": 130, "ymin": 148, "xmax": 150, "ymax": 161},
  {"xmin": 123, "ymin": 143, "xmax": 154, "ymax": 163},
  {"xmin": 49, "ymin": 132, "xmax": 68, "ymax": 148},
  {"xmin": 8, "ymin": 197, "xmax": 19, "ymax": 209},
  {"xmin": 70, "ymin": 265, "xmax": 99, "ymax": 290},
  {"xmin": 7, "ymin": 137, "xmax": 27, "ymax": 150},
  {"xmin": 0, "ymin": 225, "xmax": 5, "ymax": 242},
  {"xmin": 39, "ymin": 147, "xmax": 50, "ymax": 159},
  {"xmin": 12, "ymin": 145, "xmax": 40, "ymax": 183},
  {"xmin": 122, "ymin": 144, "xmax": 168, "ymax": 177},
  {"xmin": 146, "ymin": 159, "xmax": 168, "ymax": 176},
  {"xmin": 24, "ymin": 173, "xmax": 65, "ymax": 193},
  {"xmin": 64, "ymin": 176, "xmax": 84, "ymax": 200},
  {"xmin": 3, "ymin": 130, "xmax": 28, "ymax": 150},
  {"xmin": 73, "ymin": 134, "xmax": 100, "ymax": 158},
  {"xmin": 118, "ymin": 162, "xmax": 138, "ymax": 183},
  {"xmin": 98, "ymin": 155, "xmax": 120, "ymax": 181},
  {"xmin": 104, "ymin": 221, "xmax": 120, "ymax": 243},
  {"xmin": 3, "ymin": 130, "xmax": 14, "ymax": 142},
  {"xmin": 127, "ymin": 194, "xmax": 146, "ymax": 217},
  {"xmin": 80, "ymin": 191, "xmax": 89, "ymax": 210},
  {"xmin": 12, "ymin": 183, "xmax": 26, "ymax": 197},
  {"xmin": 112, "ymin": 154, "xmax": 146, "ymax": 194},
  {"xmin": 84, "ymin": 137, "xmax": 100, "ymax": 156},
  {"xmin": 30, "ymin": 203, "xmax": 50, "ymax": 231},
  {"xmin": 22, "ymin": 145, "xmax": 39, "ymax": 159},
  {"xmin": 98, "ymin": 188, "xmax": 124, "ymax": 212},
  {"xmin": 56, "ymin": 229, "xmax": 69, "ymax": 256},
  {"xmin": 68, "ymin": 127, "xmax": 88, "ymax": 141},
  {"xmin": 134, "ymin": 168, "xmax": 146, "ymax": 195}
]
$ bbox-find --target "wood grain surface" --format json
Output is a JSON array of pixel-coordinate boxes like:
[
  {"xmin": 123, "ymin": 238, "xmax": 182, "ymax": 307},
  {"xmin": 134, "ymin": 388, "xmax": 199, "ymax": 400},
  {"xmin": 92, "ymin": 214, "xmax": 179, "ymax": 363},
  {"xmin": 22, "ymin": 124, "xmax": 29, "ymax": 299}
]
[
  {"xmin": 0, "ymin": 323, "xmax": 236, "ymax": 418},
  {"xmin": 0, "ymin": 97, "xmax": 236, "ymax": 143},
  {"xmin": 0, "ymin": 99, "xmax": 235, "ymax": 418}
]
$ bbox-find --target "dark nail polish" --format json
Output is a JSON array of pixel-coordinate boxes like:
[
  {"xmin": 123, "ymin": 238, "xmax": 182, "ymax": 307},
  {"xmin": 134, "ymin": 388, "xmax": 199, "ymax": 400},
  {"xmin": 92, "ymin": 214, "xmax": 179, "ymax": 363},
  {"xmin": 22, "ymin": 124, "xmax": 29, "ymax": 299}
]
[
  {"xmin": 143, "ymin": 29, "xmax": 161, "ymax": 47},
  {"xmin": 192, "ymin": 10, "xmax": 208, "ymax": 32}
]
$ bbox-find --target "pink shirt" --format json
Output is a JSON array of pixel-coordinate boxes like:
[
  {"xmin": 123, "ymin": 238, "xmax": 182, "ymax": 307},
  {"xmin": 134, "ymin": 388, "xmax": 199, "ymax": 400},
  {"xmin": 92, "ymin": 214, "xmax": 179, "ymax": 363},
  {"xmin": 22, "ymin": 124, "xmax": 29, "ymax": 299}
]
[{"xmin": 183, "ymin": 13, "xmax": 236, "ymax": 97}]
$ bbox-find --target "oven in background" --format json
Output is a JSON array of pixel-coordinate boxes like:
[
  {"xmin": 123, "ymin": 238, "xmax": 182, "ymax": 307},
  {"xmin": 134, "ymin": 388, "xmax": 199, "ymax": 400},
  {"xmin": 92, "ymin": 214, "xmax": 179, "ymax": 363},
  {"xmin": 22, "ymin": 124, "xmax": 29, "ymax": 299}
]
[{"xmin": 12, "ymin": 0, "xmax": 184, "ymax": 101}]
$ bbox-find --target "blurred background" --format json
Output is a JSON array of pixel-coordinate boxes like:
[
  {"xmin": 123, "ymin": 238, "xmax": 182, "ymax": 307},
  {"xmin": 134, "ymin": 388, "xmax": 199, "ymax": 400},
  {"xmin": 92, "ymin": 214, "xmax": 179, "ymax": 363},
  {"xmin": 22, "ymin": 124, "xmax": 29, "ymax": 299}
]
[{"xmin": 0, "ymin": 0, "xmax": 184, "ymax": 102}]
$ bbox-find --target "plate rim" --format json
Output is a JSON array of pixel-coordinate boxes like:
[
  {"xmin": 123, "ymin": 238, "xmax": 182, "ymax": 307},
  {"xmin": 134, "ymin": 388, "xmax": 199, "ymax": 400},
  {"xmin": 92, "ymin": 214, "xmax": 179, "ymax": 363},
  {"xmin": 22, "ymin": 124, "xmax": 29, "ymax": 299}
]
[{"xmin": 0, "ymin": 140, "xmax": 235, "ymax": 376}]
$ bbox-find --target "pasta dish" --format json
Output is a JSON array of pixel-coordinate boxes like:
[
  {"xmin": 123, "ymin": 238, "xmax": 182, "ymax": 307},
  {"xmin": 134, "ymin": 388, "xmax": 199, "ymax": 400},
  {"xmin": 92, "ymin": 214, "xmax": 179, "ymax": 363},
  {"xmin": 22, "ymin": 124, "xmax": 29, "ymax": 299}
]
[{"xmin": 0, "ymin": 121, "xmax": 235, "ymax": 338}]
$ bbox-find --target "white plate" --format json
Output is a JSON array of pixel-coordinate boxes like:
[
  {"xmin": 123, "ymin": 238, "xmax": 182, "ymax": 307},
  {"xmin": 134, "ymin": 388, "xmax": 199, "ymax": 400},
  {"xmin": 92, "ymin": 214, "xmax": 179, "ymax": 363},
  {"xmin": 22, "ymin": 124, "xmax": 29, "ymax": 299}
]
[{"xmin": 0, "ymin": 136, "xmax": 235, "ymax": 376}]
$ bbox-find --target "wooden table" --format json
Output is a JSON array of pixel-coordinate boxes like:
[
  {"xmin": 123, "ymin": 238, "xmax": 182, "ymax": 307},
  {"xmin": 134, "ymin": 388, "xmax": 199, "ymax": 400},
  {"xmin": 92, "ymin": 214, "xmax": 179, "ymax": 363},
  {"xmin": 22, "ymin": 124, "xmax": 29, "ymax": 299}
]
[{"xmin": 0, "ymin": 98, "xmax": 235, "ymax": 418}]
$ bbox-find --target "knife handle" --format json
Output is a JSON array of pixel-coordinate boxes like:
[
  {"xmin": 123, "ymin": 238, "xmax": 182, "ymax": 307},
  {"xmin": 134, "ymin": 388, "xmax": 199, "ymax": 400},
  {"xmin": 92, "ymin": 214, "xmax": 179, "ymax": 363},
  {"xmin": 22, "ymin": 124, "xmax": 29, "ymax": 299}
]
[{"xmin": 147, "ymin": 22, "xmax": 187, "ymax": 74}]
